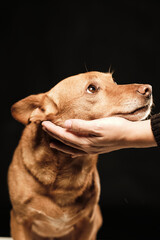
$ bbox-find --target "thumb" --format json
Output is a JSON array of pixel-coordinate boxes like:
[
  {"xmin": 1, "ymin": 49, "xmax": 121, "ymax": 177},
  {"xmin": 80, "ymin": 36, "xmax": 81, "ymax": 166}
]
[{"xmin": 64, "ymin": 119, "xmax": 100, "ymax": 136}]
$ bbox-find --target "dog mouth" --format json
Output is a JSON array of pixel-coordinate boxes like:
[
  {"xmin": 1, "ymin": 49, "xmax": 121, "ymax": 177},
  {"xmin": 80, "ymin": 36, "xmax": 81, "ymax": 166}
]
[
  {"xmin": 128, "ymin": 105, "xmax": 149, "ymax": 115},
  {"xmin": 116, "ymin": 104, "xmax": 151, "ymax": 121}
]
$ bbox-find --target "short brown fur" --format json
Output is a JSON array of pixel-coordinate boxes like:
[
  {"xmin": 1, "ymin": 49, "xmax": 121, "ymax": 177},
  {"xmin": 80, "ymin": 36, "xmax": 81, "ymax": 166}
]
[{"xmin": 8, "ymin": 71, "xmax": 152, "ymax": 240}]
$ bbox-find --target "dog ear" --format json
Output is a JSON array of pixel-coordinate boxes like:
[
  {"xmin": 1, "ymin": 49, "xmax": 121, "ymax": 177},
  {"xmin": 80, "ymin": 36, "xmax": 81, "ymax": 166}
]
[
  {"xmin": 11, "ymin": 93, "xmax": 45, "ymax": 125},
  {"xmin": 11, "ymin": 93, "xmax": 58, "ymax": 125}
]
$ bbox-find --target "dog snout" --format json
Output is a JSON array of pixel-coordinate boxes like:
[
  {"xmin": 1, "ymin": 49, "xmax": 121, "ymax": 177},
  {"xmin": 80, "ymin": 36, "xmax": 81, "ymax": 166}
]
[{"xmin": 137, "ymin": 84, "xmax": 152, "ymax": 98}]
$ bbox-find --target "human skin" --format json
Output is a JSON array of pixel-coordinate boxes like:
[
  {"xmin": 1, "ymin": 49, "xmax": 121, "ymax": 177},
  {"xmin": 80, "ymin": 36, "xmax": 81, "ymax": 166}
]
[{"xmin": 42, "ymin": 117, "xmax": 157, "ymax": 157}]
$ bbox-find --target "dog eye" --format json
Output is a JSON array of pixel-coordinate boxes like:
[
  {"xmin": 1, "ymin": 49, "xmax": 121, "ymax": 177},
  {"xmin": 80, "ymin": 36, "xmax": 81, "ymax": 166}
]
[{"xmin": 87, "ymin": 84, "xmax": 97, "ymax": 94}]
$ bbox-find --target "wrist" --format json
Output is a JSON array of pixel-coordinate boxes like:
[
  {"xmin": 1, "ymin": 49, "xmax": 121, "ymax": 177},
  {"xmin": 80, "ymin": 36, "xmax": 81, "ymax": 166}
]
[{"xmin": 123, "ymin": 119, "xmax": 157, "ymax": 148}]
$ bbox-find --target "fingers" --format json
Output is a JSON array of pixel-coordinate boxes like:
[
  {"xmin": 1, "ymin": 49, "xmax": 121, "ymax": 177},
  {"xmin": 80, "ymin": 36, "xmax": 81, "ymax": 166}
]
[
  {"xmin": 50, "ymin": 140, "xmax": 87, "ymax": 157},
  {"xmin": 42, "ymin": 121, "xmax": 91, "ymax": 151},
  {"xmin": 64, "ymin": 119, "xmax": 102, "ymax": 136}
]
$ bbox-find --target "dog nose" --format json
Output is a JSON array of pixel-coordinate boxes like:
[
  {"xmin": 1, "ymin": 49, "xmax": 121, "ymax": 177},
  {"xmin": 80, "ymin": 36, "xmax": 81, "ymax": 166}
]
[{"xmin": 137, "ymin": 84, "xmax": 152, "ymax": 98}]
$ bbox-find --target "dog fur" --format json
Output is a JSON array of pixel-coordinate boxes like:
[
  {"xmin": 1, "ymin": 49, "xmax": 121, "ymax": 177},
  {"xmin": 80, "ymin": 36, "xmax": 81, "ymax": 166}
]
[{"xmin": 8, "ymin": 71, "xmax": 152, "ymax": 240}]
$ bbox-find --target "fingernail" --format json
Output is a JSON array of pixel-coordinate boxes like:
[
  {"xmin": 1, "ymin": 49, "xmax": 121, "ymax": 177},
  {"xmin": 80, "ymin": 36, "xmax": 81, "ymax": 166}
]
[
  {"xmin": 49, "ymin": 143, "xmax": 55, "ymax": 148},
  {"xmin": 71, "ymin": 155, "xmax": 81, "ymax": 158},
  {"xmin": 42, "ymin": 121, "xmax": 52, "ymax": 128},
  {"xmin": 65, "ymin": 120, "xmax": 72, "ymax": 128},
  {"xmin": 42, "ymin": 121, "xmax": 47, "ymax": 127}
]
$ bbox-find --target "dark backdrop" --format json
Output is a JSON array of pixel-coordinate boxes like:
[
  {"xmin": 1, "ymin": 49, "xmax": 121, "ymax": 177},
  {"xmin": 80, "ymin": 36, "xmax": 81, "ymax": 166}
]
[{"xmin": 1, "ymin": 1, "xmax": 160, "ymax": 239}]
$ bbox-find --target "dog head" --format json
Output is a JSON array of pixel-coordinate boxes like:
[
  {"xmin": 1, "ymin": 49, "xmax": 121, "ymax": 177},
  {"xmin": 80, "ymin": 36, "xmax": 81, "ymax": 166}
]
[{"xmin": 11, "ymin": 71, "xmax": 153, "ymax": 125}]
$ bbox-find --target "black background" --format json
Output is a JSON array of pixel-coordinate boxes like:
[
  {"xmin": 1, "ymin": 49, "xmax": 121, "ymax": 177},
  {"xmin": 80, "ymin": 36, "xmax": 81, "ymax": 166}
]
[{"xmin": 1, "ymin": 1, "xmax": 160, "ymax": 239}]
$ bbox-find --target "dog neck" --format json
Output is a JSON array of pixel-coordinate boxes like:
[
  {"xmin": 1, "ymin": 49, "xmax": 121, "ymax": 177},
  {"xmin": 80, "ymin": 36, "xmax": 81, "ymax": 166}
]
[{"xmin": 20, "ymin": 123, "xmax": 98, "ymax": 187}]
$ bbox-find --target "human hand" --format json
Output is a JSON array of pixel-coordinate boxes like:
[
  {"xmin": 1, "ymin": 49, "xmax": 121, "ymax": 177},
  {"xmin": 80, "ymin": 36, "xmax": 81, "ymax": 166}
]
[{"xmin": 42, "ymin": 117, "xmax": 156, "ymax": 157}]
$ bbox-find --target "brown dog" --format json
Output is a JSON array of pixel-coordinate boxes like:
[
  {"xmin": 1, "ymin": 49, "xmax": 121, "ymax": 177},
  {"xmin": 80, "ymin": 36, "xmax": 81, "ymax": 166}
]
[{"xmin": 8, "ymin": 71, "xmax": 152, "ymax": 240}]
